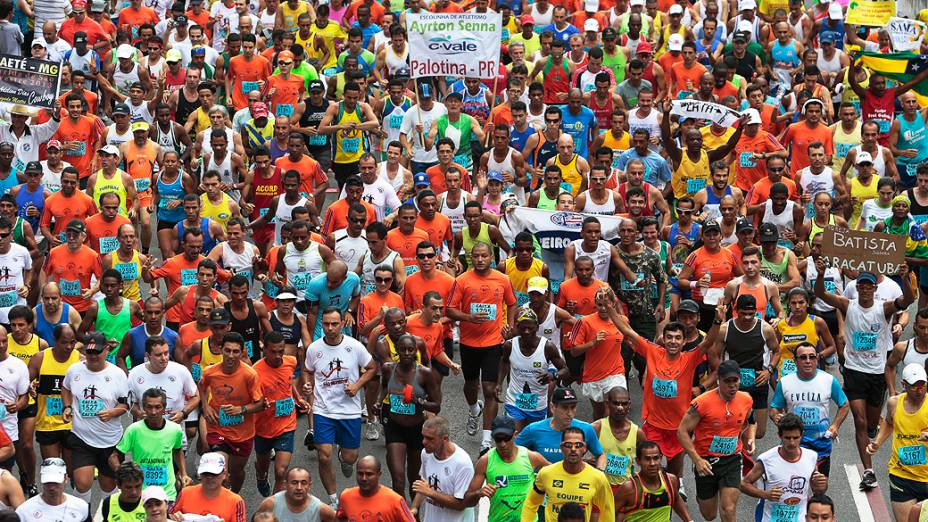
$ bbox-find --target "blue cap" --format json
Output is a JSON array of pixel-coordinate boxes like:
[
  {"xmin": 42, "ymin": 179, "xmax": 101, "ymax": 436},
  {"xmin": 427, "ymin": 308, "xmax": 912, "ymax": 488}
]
[
  {"xmin": 413, "ymin": 173, "xmax": 430, "ymax": 187},
  {"xmin": 820, "ymin": 33, "xmax": 836, "ymax": 44},
  {"xmin": 487, "ymin": 171, "xmax": 504, "ymax": 182},
  {"xmin": 858, "ymin": 272, "xmax": 878, "ymax": 284}
]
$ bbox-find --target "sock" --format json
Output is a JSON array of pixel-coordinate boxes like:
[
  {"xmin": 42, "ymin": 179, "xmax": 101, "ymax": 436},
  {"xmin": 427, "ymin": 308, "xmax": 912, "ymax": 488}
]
[
  {"xmin": 469, "ymin": 402, "xmax": 481, "ymax": 416},
  {"xmin": 73, "ymin": 487, "xmax": 92, "ymax": 504},
  {"xmin": 482, "ymin": 430, "xmax": 491, "ymax": 443}
]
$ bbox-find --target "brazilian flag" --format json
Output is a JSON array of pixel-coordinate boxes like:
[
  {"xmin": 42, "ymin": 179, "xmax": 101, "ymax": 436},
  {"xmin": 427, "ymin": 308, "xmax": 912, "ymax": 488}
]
[{"xmin": 856, "ymin": 51, "xmax": 928, "ymax": 104}]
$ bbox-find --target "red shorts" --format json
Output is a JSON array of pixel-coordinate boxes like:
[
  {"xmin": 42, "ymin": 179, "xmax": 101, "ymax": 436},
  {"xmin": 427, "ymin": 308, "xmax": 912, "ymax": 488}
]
[
  {"xmin": 252, "ymin": 224, "xmax": 275, "ymax": 247},
  {"xmin": 642, "ymin": 422, "xmax": 684, "ymax": 460},
  {"xmin": 205, "ymin": 431, "xmax": 254, "ymax": 458}
]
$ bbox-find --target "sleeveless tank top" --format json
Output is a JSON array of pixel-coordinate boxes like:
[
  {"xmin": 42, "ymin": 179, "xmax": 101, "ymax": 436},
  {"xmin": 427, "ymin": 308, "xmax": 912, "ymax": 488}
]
[
  {"xmin": 156, "ymin": 171, "xmax": 185, "ymax": 224},
  {"xmin": 275, "ymin": 195, "xmax": 309, "ymax": 245},
  {"xmin": 832, "ymin": 121, "xmax": 861, "ymax": 174},
  {"xmin": 35, "ymin": 303, "xmax": 71, "ymax": 348},
  {"xmin": 599, "ymin": 417, "xmax": 638, "ymax": 485},
  {"xmin": 175, "ymin": 90, "xmax": 200, "ymax": 125},
  {"xmin": 897, "ymin": 111, "xmax": 928, "ymax": 180},
  {"xmin": 624, "ymin": 472, "xmax": 674, "ymax": 522},
  {"xmin": 110, "ymin": 250, "xmax": 143, "ymax": 301},
  {"xmin": 776, "ymin": 314, "xmax": 819, "ymax": 377},
  {"xmin": 272, "ymin": 491, "xmax": 321, "ymax": 522},
  {"xmin": 382, "ymin": 363, "xmax": 426, "ymax": 415},
  {"xmin": 724, "ymin": 317, "xmax": 767, "ymax": 386},
  {"xmin": 283, "ymin": 241, "xmax": 323, "ymax": 298},
  {"xmin": 461, "ymin": 223, "xmax": 492, "ymax": 271},
  {"xmin": 7, "ymin": 333, "xmax": 38, "ymax": 405},
  {"xmin": 92, "ymin": 169, "xmax": 129, "ymax": 215},
  {"xmin": 105, "ymin": 123, "xmax": 132, "ymax": 148},
  {"xmin": 535, "ymin": 189, "xmax": 559, "ymax": 211},
  {"xmin": 270, "ymin": 311, "xmax": 303, "ymax": 347},
  {"xmin": 36, "ymin": 347, "xmax": 81, "ymax": 432},
  {"xmin": 505, "ymin": 335, "xmax": 548, "ymax": 413},
  {"xmin": 176, "ymin": 218, "xmax": 217, "ymax": 255},
  {"xmin": 888, "ymin": 393, "xmax": 928, "ymax": 481},
  {"xmin": 674, "ymin": 149, "xmax": 710, "ymax": 199},
  {"xmin": 334, "ymin": 102, "xmax": 365, "ymax": 164},
  {"xmin": 15, "ymin": 184, "xmax": 44, "ymax": 234},
  {"xmin": 200, "ymin": 193, "xmax": 233, "ymax": 231},
  {"xmin": 579, "ymin": 189, "xmax": 617, "ymax": 215},
  {"xmin": 554, "ymin": 153, "xmax": 583, "ymax": 196},
  {"xmin": 225, "ymin": 300, "xmax": 260, "ymax": 360}
]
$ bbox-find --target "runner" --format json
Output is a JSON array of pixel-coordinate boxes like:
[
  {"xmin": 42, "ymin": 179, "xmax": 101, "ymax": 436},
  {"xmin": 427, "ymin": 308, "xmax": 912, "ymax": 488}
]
[
  {"xmin": 255, "ymin": 467, "xmax": 336, "ymax": 522},
  {"xmin": 614, "ymin": 441, "xmax": 692, "ymax": 521}
]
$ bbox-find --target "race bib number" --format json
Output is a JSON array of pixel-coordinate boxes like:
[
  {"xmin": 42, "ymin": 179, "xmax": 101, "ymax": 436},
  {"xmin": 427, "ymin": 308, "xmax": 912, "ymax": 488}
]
[
  {"xmin": 78, "ymin": 398, "xmax": 104, "ymax": 417},
  {"xmin": 308, "ymin": 134, "xmax": 327, "ymax": 146},
  {"xmin": 687, "ymin": 177, "xmax": 706, "ymax": 194},
  {"xmin": 341, "ymin": 137, "xmax": 361, "ymax": 153},
  {"xmin": 836, "ymin": 142, "xmax": 854, "ymax": 158},
  {"xmin": 115, "ymin": 262, "xmax": 139, "ymax": 282},
  {"xmin": 99, "ymin": 236, "xmax": 119, "ymax": 254},
  {"xmin": 263, "ymin": 280, "xmax": 280, "ymax": 299},
  {"xmin": 794, "ymin": 405, "xmax": 820, "ymax": 426},
  {"xmin": 515, "ymin": 392, "xmax": 538, "ymax": 410},
  {"xmin": 0, "ymin": 404, "xmax": 7, "ymax": 420},
  {"xmin": 389, "ymin": 113, "xmax": 403, "ymax": 129},
  {"xmin": 134, "ymin": 177, "xmax": 151, "ymax": 193},
  {"xmin": 405, "ymin": 264, "xmax": 419, "ymax": 276},
  {"xmin": 709, "ymin": 435, "xmax": 738, "ymax": 455},
  {"xmin": 620, "ymin": 272, "xmax": 644, "ymax": 291},
  {"xmin": 770, "ymin": 502, "xmax": 801, "ymax": 522},
  {"xmin": 106, "ymin": 350, "xmax": 118, "ymax": 365},
  {"xmin": 274, "ymin": 397, "xmax": 295, "ymax": 417},
  {"xmin": 45, "ymin": 396, "xmax": 63, "ymax": 416},
  {"xmin": 180, "ymin": 269, "xmax": 197, "ymax": 286},
  {"xmin": 275, "ymin": 104, "xmax": 293, "ymax": 117},
  {"xmin": 389, "ymin": 394, "xmax": 415, "ymax": 415},
  {"xmin": 780, "ymin": 358, "xmax": 797, "ymax": 376},
  {"xmin": 740, "ymin": 367, "xmax": 756, "ymax": 388},
  {"xmin": 65, "ymin": 141, "xmax": 85, "ymax": 157},
  {"xmin": 898, "ymin": 445, "xmax": 927, "ymax": 466},
  {"xmin": 241, "ymin": 81, "xmax": 259, "ymax": 94},
  {"xmin": 60, "ymin": 279, "xmax": 80, "ymax": 297},
  {"xmin": 470, "ymin": 303, "xmax": 497, "ymax": 321},
  {"xmin": 703, "ymin": 287, "xmax": 724, "ymax": 305},
  {"xmin": 363, "ymin": 282, "xmax": 376, "ymax": 295},
  {"xmin": 605, "ymin": 454, "xmax": 630, "ymax": 477},
  {"xmin": 738, "ymin": 152, "xmax": 756, "ymax": 168},
  {"xmin": 0, "ymin": 291, "xmax": 17, "ymax": 308},
  {"xmin": 245, "ymin": 340, "xmax": 253, "ymax": 359},
  {"xmin": 290, "ymin": 272, "xmax": 310, "ymax": 292},
  {"xmin": 651, "ymin": 377, "xmax": 678, "ymax": 399},
  {"xmin": 191, "ymin": 362, "xmax": 202, "ymax": 382},
  {"xmin": 878, "ymin": 119, "xmax": 891, "ymax": 134},
  {"xmin": 142, "ymin": 465, "xmax": 168, "ymax": 486},
  {"xmin": 218, "ymin": 408, "xmax": 243, "ymax": 426},
  {"xmin": 852, "ymin": 331, "xmax": 878, "ymax": 351}
]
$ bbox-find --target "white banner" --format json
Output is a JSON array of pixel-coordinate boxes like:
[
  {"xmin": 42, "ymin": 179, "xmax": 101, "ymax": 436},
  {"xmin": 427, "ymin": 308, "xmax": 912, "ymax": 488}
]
[
  {"xmin": 406, "ymin": 12, "xmax": 502, "ymax": 79},
  {"xmin": 888, "ymin": 17, "xmax": 927, "ymax": 52},
  {"xmin": 671, "ymin": 99, "xmax": 742, "ymax": 127}
]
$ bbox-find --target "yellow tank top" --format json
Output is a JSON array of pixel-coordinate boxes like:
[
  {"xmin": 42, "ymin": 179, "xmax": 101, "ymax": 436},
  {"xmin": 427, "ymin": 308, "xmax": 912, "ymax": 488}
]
[
  {"xmin": 309, "ymin": 23, "xmax": 345, "ymax": 70},
  {"xmin": 200, "ymin": 337, "xmax": 223, "ymax": 368},
  {"xmin": 554, "ymin": 153, "xmax": 583, "ymax": 197},
  {"xmin": 334, "ymin": 102, "xmax": 365, "ymax": 164},
  {"xmin": 656, "ymin": 25, "xmax": 685, "ymax": 57},
  {"xmin": 598, "ymin": 417, "xmax": 638, "ymax": 485},
  {"xmin": 200, "ymin": 192, "xmax": 233, "ymax": 231},
  {"xmin": 194, "ymin": 107, "xmax": 211, "ymax": 134},
  {"xmin": 35, "ymin": 347, "xmax": 81, "ymax": 432},
  {"xmin": 504, "ymin": 257, "xmax": 544, "ymax": 306},
  {"xmin": 832, "ymin": 121, "xmax": 861, "ymax": 176},
  {"xmin": 850, "ymin": 175, "xmax": 878, "ymax": 229},
  {"xmin": 92, "ymin": 169, "xmax": 130, "ymax": 215},
  {"xmin": 673, "ymin": 149, "xmax": 710, "ymax": 199},
  {"xmin": 8, "ymin": 333, "xmax": 39, "ymax": 405},
  {"xmin": 776, "ymin": 315, "xmax": 819, "ymax": 377},
  {"xmin": 280, "ymin": 2, "xmax": 308, "ymax": 31},
  {"xmin": 602, "ymin": 130, "xmax": 630, "ymax": 154},
  {"xmin": 889, "ymin": 392, "xmax": 928, "ymax": 482},
  {"xmin": 110, "ymin": 249, "xmax": 142, "ymax": 301}
]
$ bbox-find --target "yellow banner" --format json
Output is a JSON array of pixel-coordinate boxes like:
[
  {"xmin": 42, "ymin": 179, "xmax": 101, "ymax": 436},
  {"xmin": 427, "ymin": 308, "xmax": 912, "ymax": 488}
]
[{"xmin": 846, "ymin": 0, "xmax": 897, "ymax": 26}]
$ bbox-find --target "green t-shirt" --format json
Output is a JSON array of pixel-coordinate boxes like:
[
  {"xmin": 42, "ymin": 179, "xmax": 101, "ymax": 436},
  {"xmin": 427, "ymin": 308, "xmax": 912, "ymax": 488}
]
[{"xmin": 116, "ymin": 420, "xmax": 184, "ymax": 499}]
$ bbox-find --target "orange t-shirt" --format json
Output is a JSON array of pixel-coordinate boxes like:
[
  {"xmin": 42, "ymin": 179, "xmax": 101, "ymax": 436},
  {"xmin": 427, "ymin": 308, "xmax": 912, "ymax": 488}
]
[
  {"xmin": 635, "ymin": 337, "xmax": 704, "ymax": 430},
  {"xmin": 150, "ymin": 254, "xmax": 205, "ymax": 323},
  {"xmin": 712, "ymin": 81, "xmax": 740, "ymax": 102},
  {"xmin": 732, "ymin": 131, "xmax": 786, "ymax": 192},
  {"xmin": 358, "ymin": 290, "xmax": 404, "ymax": 334},
  {"xmin": 171, "ymin": 485, "xmax": 246, "ymax": 522},
  {"xmin": 403, "ymin": 269, "xmax": 454, "ymax": 313},
  {"xmin": 59, "ymin": 18, "xmax": 107, "ymax": 47},
  {"xmin": 448, "ymin": 269, "xmax": 516, "ymax": 348},
  {"xmin": 669, "ymin": 62, "xmax": 708, "ymax": 98},
  {"xmin": 320, "ymin": 198, "xmax": 376, "ymax": 238},
  {"xmin": 386, "ymin": 227, "xmax": 430, "ymax": 270},
  {"xmin": 690, "ymin": 389, "xmax": 753, "ymax": 456},
  {"xmin": 228, "ymin": 54, "xmax": 272, "ymax": 111},
  {"xmin": 275, "ymin": 155, "xmax": 327, "ymax": 200},
  {"xmin": 253, "ymin": 355, "xmax": 298, "ymax": 439},
  {"xmin": 185, "ymin": 10, "xmax": 211, "ymax": 38},
  {"xmin": 657, "ymin": 53, "xmax": 681, "ymax": 77},
  {"xmin": 337, "ymin": 487, "xmax": 413, "ymax": 522},
  {"xmin": 415, "ymin": 214, "xmax": 453, "ymax": 255},
  {"xmin": 40, "ymin": 190, "xmax": 98, "ymax": 238},
  {"xmin": 199, "ymin": 362, "xmax": 263, "ymax": 442},
  {"xmin": 781, "ymin": 121, "xmax": 835, "ymax": 177},
  {"xmin": 430, "ymin": 1, "xmax": 462, "ymax": 12},
  {"xmin": 345, "ymin": 0, "xmax": 386, "ymax": 23},
  {"xmin": 117, "ymin": 6, "xmax": 158, "ymax": 40},
  {"xmin": 556, "ymin": 278, "xmax": 607, "ymax": 317},
  {"xmin": 123, "ymin": 140, "xmax": 158, "ymax": 205},
  {"xmin": 683, "ymin": 247, "xmax": 739, "ymax": 303},
  {"xmin": 85, "ymin": 213, "xmax": 132, "ymax": 254},
  {"xmin": 425, "ymin": 163, "xmax": 470, "ymax": 195},
  {"xmin": 53, "ymin": 116, "xmax": 99, "ymax": 179},
  {"xmin": 57, "ymin": 90, "xmax": 99, "ymax": 116},
  {"xmin": 570, "ymin": 313, "xmax": 624, "ymax": 383},
  {"xmin": 178, "ymin": 321, "xmax": 211, "ymax": 356},
  {"xmin": 406, "ymin": 312, "xmax": 444, "ymax": 359},
  {"xmin": 43, "ymin": 245, "xmax": 101, "ymax": 312},
  {"xmin": 747, "ymin": 176, "xmax": 800, "ymax": 207},
  {"xmin": 266, "ymin": 74, "xmax": 305, "ymax": 119}
]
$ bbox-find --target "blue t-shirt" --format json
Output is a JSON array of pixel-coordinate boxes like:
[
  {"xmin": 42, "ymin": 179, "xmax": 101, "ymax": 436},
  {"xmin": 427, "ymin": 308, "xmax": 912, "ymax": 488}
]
[
  {"xmin": 560, "ymin": 106, "xmax": 597, "ymax": 159},
  {"xmin": 305, "ymin": 272, "xmax": 362, "ymax": 338},
  {"xmin": 128, "ymin": 325, "xmax": 180, "ymax": 368},
  {"xmin": 515, "ymin": 418, "xmax": 603, "ymax": 463},
  {"xmin": 351, "ymin": 22, "xmax": 382, "ymax": 49},
  {"xmin": 616, "ymin": 149, "xmax": 673, "ymax": 188},
  {"xmin": 770, "ymin": 371, "xmax": 847, "ymax": 456},
  {"xmin": 543, "ymin": 23, "xmax": 579, "ymax": 44}
]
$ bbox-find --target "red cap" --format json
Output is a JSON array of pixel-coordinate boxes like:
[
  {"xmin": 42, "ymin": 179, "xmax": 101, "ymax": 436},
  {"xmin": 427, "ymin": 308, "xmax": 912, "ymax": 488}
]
[
  {"xmin": 277, "ymin": 50, "xmax": 294, "ymax": 62},
  {"xmin": 72, "ymin": 0, "xmax": 87, "ymax": 10},
  {"xmin": 520, "ymin": 14, "xmax": 534, "ymax": 24},
  {"xmin": 252, "ymin": 102, "xmax": 269, "ymax": 118},
  {"xmin": 636, "ymin": 41, "xmax": 653, "ymax": 54}
]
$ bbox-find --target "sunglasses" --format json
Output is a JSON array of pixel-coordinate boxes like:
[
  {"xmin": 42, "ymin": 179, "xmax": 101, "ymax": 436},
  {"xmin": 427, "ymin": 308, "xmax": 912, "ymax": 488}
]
[
  {"xmin": 768, "ymin": 167, "xmax": 785, "ymax": 173},
  {"xmin": 561, "ymin": 442, "xmax": 586, "ymax": 449},
  {"xmin": 796, "ymin": 354, "xmax": 817, "ymax": 360},
  {"xmin": 84, "ymin": 349, "xmax": 104, "ymax": 355},
  {"xmin": 417, "ymin": 252, "xmax": 437, "ymax": 259},
  {"xmin": 908, "ymin": 383, "xmax": 927, "ymax": 391},
  {"xmin": 0, "ymin": 232, "xmax": 10, "ymax": 238},
  {"xmin": 515, "ymin": 246, "xmax": 533, "ymax": 252},
  {"xmin": 375, "ymin": 276, "xmax": 393, "ymax": 283},
  {"xmin": 279, "ymin": 61, "xmax": 293, "ymax": 66},
  {"xmin": 545, "ymin": 119, "xmax": 561, "ymax": 124},
  {"xmin": 676, "ymin": 209, "xmax": 694, "ymax": 215}
]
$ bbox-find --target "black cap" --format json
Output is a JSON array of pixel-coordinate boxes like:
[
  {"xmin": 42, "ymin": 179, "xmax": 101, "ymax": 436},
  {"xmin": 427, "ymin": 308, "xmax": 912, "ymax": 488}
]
[
  {"xmin": 758, "ymin": 222, "xmax": 779, "ymax": 243},
  {"xmin": 551, "ymin": 387, "xmax": 579, "ymax": 405},
  {"xmin": 175, "ymin": 14, "xmax": 188, "ymax": 25},
  {"xmin": 703, "ymin": 219, "xmax": 721, "ymax": 233},
  {"xmin": 491, "ymin": 416, "xmax": 516, "ymax": 437},
  {"xmin": 73, "ymin": 32, "xmax": 87, "ymax": 43},
  {"xmin": 733, "ymin": 31, "xmax": 749, "ymax": 42},
  {"xmin": 24, "ymin": 161, "xmax": 42, "ymax": 173},
  {"xmin": 83, "ymin": 332, "xmax": 108, "ymax": 353},
  {"xmin": 678, "ymin": 299, "xmax": 700, "ymax": 314},
  {"xmin": 308, "ymin": 80, "xmax": 325, "ymax": 92},
  {"xmin": 113, "ymin": 103, "xmax": 130, "ymax": 116},
  {"xmin": 393, "ymin": 66, "xmax": 411, "ymax": 81},
  {"xmin": 602, "ymin": 27, "xmax": 617, "ymax": 39},
  {"xmin": 718, "ymin": 359, "xmax": 741, "ymax": 379},
  {"xmin": 65, "ymin": 219, "xmax": 85, "ymax": 233},
  {"xmin": 209, "ymin": 307, "xmax": 231, "ymax": 326},
  {"xmin": 735, "ymin": 293, "xmax": 757, "ymax": 310},
  {"xmin": 736, "ymin": 218, "xmax": 754, "ymax": 233}
]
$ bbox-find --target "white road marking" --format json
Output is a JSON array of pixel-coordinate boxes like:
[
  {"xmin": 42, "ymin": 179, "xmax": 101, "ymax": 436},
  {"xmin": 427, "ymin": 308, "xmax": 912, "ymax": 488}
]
[{"xmin": 844, "ymin": 464, "xmax": 876, "ymax": 522}]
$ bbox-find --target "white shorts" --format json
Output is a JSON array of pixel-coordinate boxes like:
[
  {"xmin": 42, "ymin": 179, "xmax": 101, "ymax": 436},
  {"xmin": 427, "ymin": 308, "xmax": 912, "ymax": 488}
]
[{"xmin": 580, "ymin": 374, "xmax": 627, "ymax": 403}]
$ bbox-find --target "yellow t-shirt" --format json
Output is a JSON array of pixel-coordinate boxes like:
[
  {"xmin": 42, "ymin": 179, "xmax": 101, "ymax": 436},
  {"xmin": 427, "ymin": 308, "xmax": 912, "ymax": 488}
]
[{"xmin": 522, "ymin": 462, "xmax": 615, "ymax": 522}]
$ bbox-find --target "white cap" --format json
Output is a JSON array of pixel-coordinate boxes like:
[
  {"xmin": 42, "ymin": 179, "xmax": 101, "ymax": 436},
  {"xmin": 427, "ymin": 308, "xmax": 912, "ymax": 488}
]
[
  {"xmin": 40, "ymin": 458, "xmax": 67, "ymax": 484},
  {"xmin": 739, "ymin": 0, "xmax": 756, "ymax": 10},
  {"xmin": 31, "ymin": 38, "xmax": 46, "ymax": 48},
  {"xmin": 668, "ymin": 33, "xmax": 684, "ymax": 51},
  {"xmin": 743, "ymin": 108, "xmax": 762, "ymax": 125},
  {"xmin": 856, "ymin": 151, "xmax": 874, "ymax": 165},
  {"xmin": 141, "ymin": 486, "xmax": 169, "ymax": 505},
  {"xmin": 198, "ymin": 452, "xmax": 226, "ymax": 475},
  {"xmin": 98, "ymin": 144, "xmax": 120, "ymax": 156},
  {"xmin": 828, "ymin": 2, "xmax": 842, "ymax": 20},
  {"xmin": 737, "ymin": 19, "xmax": 754, "ymax": 33},
  {"xmin": 275, "ymin": 291, "xmax": 299, "ymax": 300},
  {"xmin": 584, "ymin": 0, "xmax": 598, "ymax": 11},
  {"xmin": 116, "ymin": 43, "xmax": 135, "ymax": 59},
  {"xmin": 584, "ymin": 18, "xmax": 599, "ymax": 31},
  {"xmin": 903, "ymin": 363, "xmax": 928, "ymax": 384},
  {"xmin": 630, "ymin": 0, "xmax": 644, "ymax": 6},
  {"xmin": 668, "ymin": 3, "xmax": 683, "ymax": 14}
]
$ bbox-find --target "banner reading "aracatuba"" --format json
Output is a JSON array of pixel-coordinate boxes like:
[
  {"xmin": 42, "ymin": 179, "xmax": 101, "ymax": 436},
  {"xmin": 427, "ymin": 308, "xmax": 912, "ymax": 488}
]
[{"xmin": 406, "ymin": 12, "xmax": 502, "ymax": 79}]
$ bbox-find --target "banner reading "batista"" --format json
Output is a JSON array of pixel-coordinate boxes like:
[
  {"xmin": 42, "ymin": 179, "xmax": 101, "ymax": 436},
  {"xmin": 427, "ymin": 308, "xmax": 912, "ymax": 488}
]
[{"xmin": 406, "ymin": 12, "xmax": 502, "ymax": 79}]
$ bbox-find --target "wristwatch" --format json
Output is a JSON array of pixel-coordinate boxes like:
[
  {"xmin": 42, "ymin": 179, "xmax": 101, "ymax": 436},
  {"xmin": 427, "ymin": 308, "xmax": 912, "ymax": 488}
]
[{"xmin": 240, "ymin": 405, "xmax": 247, "ymax": 415}]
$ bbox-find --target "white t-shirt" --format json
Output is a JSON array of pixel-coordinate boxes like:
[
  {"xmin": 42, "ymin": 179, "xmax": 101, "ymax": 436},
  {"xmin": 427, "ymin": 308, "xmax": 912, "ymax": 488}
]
[
  {"xmin": 304, "ymin": 335, "xmax": 372, "ymax": 419},
  {"xmin": 399, "ymin": 102, "xmax": 447, "ymax": 164},
  {"xmin": 62, "ymin": 362, "xmax": 129, "ymax": 448},
  {"xmin": 843, "ymin": 277, "xmax": 902, "ymax": 303},
  {"xmin": 16, "ymin": 494, "xmax": 89, "ymax": 522},
  {"xmin": 0, "ymin": 355, "xmax": 29, "ymax": 440},
  {"xmin": 857, "ymin": 200, "xmax": 893, "ymax": 231},
  {"xmin": 419, "ymin": 445, "xmax": 475, "ymax": 522},
  {"xmin": 0, "ymin": 243, "xmax": 32, "ymax": 323},
  {"xmin": 756, "ymin": 446, "xmax": 818, "ymax": 522},
  {"xmin": 209, "ymin": 2, "xmax": 240, "ymax": 52},
  {"xmin": 43, "ymin": 38, "xmax": 73, "ymax": 63},
  {"xmin": 338, "ymin": 178, "xmax": 401, "ymax": 222},
  {"xmin": 127, "ymin": 362, "xmax": 197, "ymax": 419}
]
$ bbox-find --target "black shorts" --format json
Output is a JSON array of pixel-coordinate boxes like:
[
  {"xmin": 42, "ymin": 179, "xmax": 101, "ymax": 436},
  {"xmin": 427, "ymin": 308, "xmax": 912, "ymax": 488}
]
[
  {"xmin": 36, "ymin": 430, "xmax": 71, "ymax": 448},
  {"xmin": 157, "ymin": 218, "xmax": 179, "ymax": 232},
  {"xmin": 562, "ymin": 351, "xmax": 585, "ymax": 382},
  {"xmin": 460, "ymin": 344, "xmax": 501, "ymax": 383},
  {"xmin": 842, "ymin": 367, "xmax": 887, "ymax": 408},
  {"xmin": 18, "ymin": 402, "xmax": 37, "ymax": 419},
  {"xmin": 740, "ymin": 385, "xmax": 769, "ymax": 410},
  {"xmin": 331, "ymin": 161, "xmax": 359, "ymax": 188},
  {"xmin": 431, "ymin": 359, "xmax": 450, "ymax": 377},
  {"xmin": 815, "ymin": 454, "xmax": 831, "ymax": 477},
  {"xmin": 694, "ymin": 454, "xmax": 743, "ymax": 500},
  {"xmin": 890, "ymin": 473, "xmax": 928, "ymax": 503},
  {"xmin": 68, "ymin": 434, "xmax": 116, "ymax": 477},
  {"xmin": 383, "ymin": 417, "xmax": 424, "ymax": 451}
]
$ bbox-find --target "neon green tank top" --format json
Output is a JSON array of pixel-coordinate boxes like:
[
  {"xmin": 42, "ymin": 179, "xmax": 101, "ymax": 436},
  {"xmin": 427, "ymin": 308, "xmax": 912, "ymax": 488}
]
[
  {"xmin": 486, "ymin": 446, "xmax": 535, "ymax": 522},
  {"xmin": 461, "ymin": 222, "xmax": 492, "ymax": 270},
  {"xmin": 92, "ymin": 169, "xmax": 129, "ymax": 215},
  {"xmin": 95, "ymin": 297, "xmax": 132, "ymax": 367}
]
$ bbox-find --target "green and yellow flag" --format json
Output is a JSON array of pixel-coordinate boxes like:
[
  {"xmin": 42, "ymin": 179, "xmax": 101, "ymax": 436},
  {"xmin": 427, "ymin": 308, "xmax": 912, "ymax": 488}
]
[{"xmin": 856, "ymin": 51, "xmax": 928, "ymax": 105}]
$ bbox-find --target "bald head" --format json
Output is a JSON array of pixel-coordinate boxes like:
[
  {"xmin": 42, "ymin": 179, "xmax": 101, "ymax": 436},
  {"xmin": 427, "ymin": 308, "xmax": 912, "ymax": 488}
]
[
  {"xmin": 606, "ymin": 386, "xmax": 629, "ymax": 401},
  {"xmin": 557, "ymin": 133, "xmax": 575, "ymax": 147},
  {"xmin": 326, "ymin": 260, "xmax": 348, "ymax": 279},
  {"xmin": 357, "ymin": 455, "xmax": 381, "ymax": 472}
]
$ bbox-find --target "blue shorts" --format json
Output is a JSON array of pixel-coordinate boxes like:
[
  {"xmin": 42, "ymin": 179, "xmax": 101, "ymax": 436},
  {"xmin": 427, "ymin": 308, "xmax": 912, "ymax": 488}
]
[
  {"xmin": 505, "ymin": 403, "xmax": 547, "ymax": 422},
  {"xmin": 254, "ymin": 430, "xmax": 295, "ymax": 455},
  {"xmin": 313, "ymin": 415, "xmax": 362, "ymax": 449}
]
